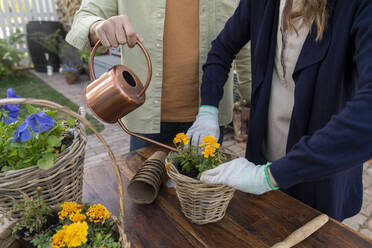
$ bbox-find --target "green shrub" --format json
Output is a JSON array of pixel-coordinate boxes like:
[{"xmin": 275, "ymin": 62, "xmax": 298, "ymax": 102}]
[{"xmin": 0, "ymin": 37, "xmax": 22, "ymax": 79}]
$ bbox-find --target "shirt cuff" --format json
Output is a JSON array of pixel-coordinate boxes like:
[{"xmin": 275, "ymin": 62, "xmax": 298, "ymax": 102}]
[
  {"xmin": 270, "ymin": 157, "xmax": 303, "ymax": 189},
  {"xmin": 66, "ymin": 15, "xmax": 105, "ymax": 52}
]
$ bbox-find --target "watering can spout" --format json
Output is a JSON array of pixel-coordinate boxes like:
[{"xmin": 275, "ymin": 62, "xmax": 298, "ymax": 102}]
[{"xmin": 85, "ymin": 40, "xmax": 178, "ymax": 152}]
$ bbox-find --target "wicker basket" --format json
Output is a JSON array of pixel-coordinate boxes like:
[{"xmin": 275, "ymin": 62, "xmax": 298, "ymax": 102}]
[
  {"xmin": 0, "ymin": 98, "xmax": 130, "ymax": 248},
  {"xmin": 0, "ymin": 105, "xmax": 86, "ymax": 219},
  {"xmin": 166, "ymin": 154, "xmax": 235, "ymax": 225}
]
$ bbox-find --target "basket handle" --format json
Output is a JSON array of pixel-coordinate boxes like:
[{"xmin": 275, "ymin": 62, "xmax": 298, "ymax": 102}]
[{"xmin": 0, "ymin": 98, "xmax": 130, "ymax": 248}]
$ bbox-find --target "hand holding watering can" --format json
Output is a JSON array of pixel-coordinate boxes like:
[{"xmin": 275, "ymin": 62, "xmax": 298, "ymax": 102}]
[{"xmin": 85, "ymin": 40, "xmax": 177, "ymax": 152}]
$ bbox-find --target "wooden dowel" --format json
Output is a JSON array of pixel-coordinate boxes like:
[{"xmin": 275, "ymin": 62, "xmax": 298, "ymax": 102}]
[{"xmin": 272, "ymin": 214, "xmax": 329, "ymax": 248}]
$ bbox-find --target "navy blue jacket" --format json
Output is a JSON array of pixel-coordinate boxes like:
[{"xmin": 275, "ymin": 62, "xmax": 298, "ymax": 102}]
[{"xmin": 201, "ymin": 0, "xmax": 372, "ymax": 221}]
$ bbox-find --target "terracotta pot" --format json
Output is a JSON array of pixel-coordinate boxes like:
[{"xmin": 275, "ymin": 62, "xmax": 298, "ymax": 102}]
[
  {"xmin": 83, "ymin": 64, "xmax": 90, "ymax": 77},
  {"xmin": 64, "ymin": 73, "xmax": 79, "ymax": 84},
  {"xmin": 232, "ymin": 103, "xmax": 250, "ymax": 142}
]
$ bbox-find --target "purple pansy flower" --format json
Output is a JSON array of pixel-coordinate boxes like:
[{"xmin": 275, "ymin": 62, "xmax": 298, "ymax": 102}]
[
  {"xmin": 63, "ymin": 61, "xmax": 78, "ymax": 73},
  {"xmin": 0, "ymin": 88, "xmax": 20, "ymax": 124},
  {"xmin": 13, "ymin": 121, "xmax": 31, "ymax": 142},
  {"xmin": 5, "ymin": 88, "xmax": 20, "ymax": 111},
  {"xmin": 26, "ymin": 111, "xmax": 54, "ymax": 133}
]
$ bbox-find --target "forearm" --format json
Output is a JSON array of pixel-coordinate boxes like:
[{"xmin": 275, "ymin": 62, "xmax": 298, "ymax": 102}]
[
  {"xmin": 66, "ymin": 0, "xmax": 118, "ymax": 51},
  {"xmin": 271, "ymin": 91, "xmax": 372, "ymax": 189}
]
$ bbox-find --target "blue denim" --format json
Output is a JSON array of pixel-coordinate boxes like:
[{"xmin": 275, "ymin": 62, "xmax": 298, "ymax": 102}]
[{"xmin": 130, "ymin": 122, "xmax": 224, "ymax": 152}]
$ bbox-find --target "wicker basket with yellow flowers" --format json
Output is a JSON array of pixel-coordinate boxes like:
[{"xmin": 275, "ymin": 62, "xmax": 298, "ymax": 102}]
[
  {"xmin": 1, "ymin": 98, "xmax": 130, "ymax": 248},
  {"xmin": 165, "ymin": 133, "xmax": 236, "ymax": 225},
  {"xmin": 11, "ymin": 196, "xmax": 123, "ymax": 248}
]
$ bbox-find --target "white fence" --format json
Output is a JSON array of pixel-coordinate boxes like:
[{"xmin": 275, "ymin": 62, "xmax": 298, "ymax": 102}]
[{"xmin": 0, "ymin": 0, "xmax": 58, "ymax": 63}]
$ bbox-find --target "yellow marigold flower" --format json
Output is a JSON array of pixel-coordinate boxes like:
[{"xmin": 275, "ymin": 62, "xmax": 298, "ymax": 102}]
[
  {"xmin": 51, "ymin": 229, "xmax": 65, "ymax": 248},
  {"xmin": 86, "ymin": 203, "xmax": 110, "ymax": 223},
  {"xmin": 58, "ymin": 202, "xmax": 82, "ymax": 220},
  {"xmin": 199, "ymin": 136, "xmax": 220, "ymax": 149},
  {"xmin": 63, "ymin": 222, "xmax": 88, "ymax": 247},
  {"xmin": 69, "ymin": 212, "xmax": 86, "ymax": 223},
  {"xmin": 202, "ymin": 136, "xmax": 218, "ymax": 145},
  {"xmin": 173, "ymin": 133, "xmax": 190, "ymax": 145},
  {"xmin": 201, "ymin": 145, "xmax": 216, "ymax": 158},
  {"xmin": 51, "ymin": 222, "xmax": 88, "ymax": 248}
]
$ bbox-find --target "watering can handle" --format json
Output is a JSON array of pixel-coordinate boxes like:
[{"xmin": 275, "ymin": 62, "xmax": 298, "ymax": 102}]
[{"xmin": 89, "ymin": 40, "xmax": 152, "ymax": 97}]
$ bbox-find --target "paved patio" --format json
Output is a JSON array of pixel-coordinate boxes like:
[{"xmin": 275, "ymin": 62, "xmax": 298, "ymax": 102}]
[{"xmin": 33, "ymin": 70, "xmax": 372, "ymax": 238}]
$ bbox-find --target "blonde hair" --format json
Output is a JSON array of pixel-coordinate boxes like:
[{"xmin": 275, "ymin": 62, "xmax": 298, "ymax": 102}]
[{"xmin": 283, "ymin": 0, "xmax": 328, "ymax": 41}]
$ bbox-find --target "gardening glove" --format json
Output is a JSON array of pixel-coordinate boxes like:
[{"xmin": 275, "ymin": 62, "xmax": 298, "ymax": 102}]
[
  {"xmin": 200, "ymin": 158, "xmax": 279, "ymax": 195},
  {"xmin": 186, "ymin": 105, "xmax": 219, "ymax": 147},
  {"xmin": 89, "ymin": 15, "xmax": 143, "ymax": 48}
]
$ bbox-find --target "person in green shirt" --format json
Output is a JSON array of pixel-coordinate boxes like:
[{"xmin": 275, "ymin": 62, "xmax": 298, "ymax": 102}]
[{"xmin": 66, "ymin": 0, "xmax": 251, "ymax": 151}]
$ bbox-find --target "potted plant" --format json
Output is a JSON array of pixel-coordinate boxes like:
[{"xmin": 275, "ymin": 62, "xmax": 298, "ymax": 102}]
[
  {"xmin": 165, "ymin": 133, "xmax": 235, "ymax": 225},
  {"xmin": 0, "ymin": 89, "xmax": 86, "ymax": 219},
  {"xmin": 27, "ymin": 26, "xmax": 67, "ymax": 72},
  {"xmin": 63, "ymin": 61, "xmax": 80, "ymax": 84},
  {"xmin": 9, "ymin": 191, "xmax": 122, "ymax": 248},
  {"xmin": 79, "ymin": 51, "xmax": 90, "ymax": 77},
  {"xmin": 232, "ymin": 82, "xmax": 251, "ymax": 142}
]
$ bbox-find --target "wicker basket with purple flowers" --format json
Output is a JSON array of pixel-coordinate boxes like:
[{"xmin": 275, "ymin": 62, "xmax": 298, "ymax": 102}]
[{"xmin": 0, "ymin": 88, "xmax": 86, "ymax": 219}]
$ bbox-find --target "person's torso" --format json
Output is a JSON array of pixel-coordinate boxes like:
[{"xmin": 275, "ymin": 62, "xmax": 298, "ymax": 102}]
[
  {"xmin": 161, "ymin": 0, "xmax": 200, "ymax": 122},
  {"xmin": 118, "ymin": 0, "xmax": 239, "ymax": 133},
  {"xmin": 245, "ymin": 0, "xmax": 363, "ymax": 220},
  {"xmin": 247, "ymin": 0, "xmax": 358, "ymax": 162},
  {"xmin": 263, "ymin": 0, "xmax": 310, "ymax": 162}
]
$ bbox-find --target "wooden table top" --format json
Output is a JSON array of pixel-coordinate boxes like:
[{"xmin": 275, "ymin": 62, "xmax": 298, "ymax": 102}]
[{"xmin": 83, "ymin": 146, "xmax": 372, "ymax": 248}]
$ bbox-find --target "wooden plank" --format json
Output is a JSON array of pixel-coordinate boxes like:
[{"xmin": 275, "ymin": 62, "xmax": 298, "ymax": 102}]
[
  {"xmin": 47, "ymin": 0, "xmax": 56, "ymax": 20},
  {"xmin": 28, "ymin": 0, "xmax": 37, "ymax": 20},
  {"xmin": 83, "ymin": 147, "xmax": 372, "ymax": 248},
  {"xmin": 83, "ymin": 159, "xmax": 197, "ymax": 248},
  {"xmin": 0, "ymin": 6, "xmax": 7, "ymax": 39},
  {"xmin": 3, "ymin": 0, "xmax": 12, "ymax": 38},
  {"xmin": 8, "ymin": 0, "xmax": 19, "ymax": 34}
]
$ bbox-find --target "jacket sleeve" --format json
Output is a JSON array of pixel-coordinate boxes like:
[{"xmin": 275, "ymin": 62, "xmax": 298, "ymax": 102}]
[
  {"xmin": 65, "ymin": 0, "xmax": 118, "ymax": 52},
  {"xmin": 271, "ymin": 1, "xmax": 372, "ymax": 189},
  {"xmin": 200, "ymin": 0, "xmax": 251, "ymax": 107},
  {"xmin": 234, "ymin": 42, "xmax": 252, "ymax": 102}
]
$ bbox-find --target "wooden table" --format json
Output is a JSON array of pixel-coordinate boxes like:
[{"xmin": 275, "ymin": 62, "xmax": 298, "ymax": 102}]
[{"xmin": 83, "ymin": 146, "xmax": 372, "ymax": 248}]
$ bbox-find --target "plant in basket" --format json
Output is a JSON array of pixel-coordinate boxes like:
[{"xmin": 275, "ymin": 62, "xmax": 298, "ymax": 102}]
[
  {"xmin": 166, "ymin": 133, "xmax": 235, "ymax": 225},
  {"xmin": 168, "ymin": 133, "xmax": 226, "ymax": 179},
  {"xmin": 0, "ymin": 89, "xmax": 86, "ymax": 218},
  {"xmin": 0, "ymin": 89, "xmax": 76, "ymax": 171},
  {"xmin": 9, "ymin": 191, "xmax": 122, "ymax": 248},
  {"xmin": 63, "ymin": 61, "xmax": 80, "ymax": 84}
]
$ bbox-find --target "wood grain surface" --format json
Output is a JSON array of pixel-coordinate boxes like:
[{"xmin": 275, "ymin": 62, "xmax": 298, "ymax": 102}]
[{"xmin": 83, "ymin": 146, "xmax": 372, "ymax": 248}]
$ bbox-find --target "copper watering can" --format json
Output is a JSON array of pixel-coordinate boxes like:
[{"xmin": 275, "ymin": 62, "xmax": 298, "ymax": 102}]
[{"xmin": 85, "ymin": 40, "xmax": 177, "ymax": 152}]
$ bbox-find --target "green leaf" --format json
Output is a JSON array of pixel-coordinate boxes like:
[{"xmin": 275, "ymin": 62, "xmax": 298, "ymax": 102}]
[
  {"xmin": 37, "ymin": 153, "xmax": 55, "ymax": 170},
  {"xmin": 47, "ymin": 135, "xmax": 60, "ymax": 147},
  {"xmin": 9, "ymin": 149, "xmax": 17, "ymax": 157},
  {"xmin": 15, "ymin": 160, "xmax": 23, "ymax": 169},
  {"xmin": 67, "ymin": 118, "xmax": 75, "ymax": 127},
  {"xmin": 60, "ymin": 144, "xmax": 66, "ymax": 152},
  {"xmin": 26, "ymin": 104, "xmax": 39, "ymax": 114},
  {"xmin": 45, "ymin": 110, "xmax": 58, "ymax": 118}
]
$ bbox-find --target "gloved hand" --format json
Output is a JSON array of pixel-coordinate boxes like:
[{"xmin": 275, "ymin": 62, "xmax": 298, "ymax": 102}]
[
  {"xmin": 200, "ymin": 158, "xmax": 279, "ymax": 195},
  {"xmin": 89, "ymin": 15, "xmax": 143, "ymax": 48},
  {"xmin": 186, "ymin": 105, "xmax": 220, "ymax": 147}
]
